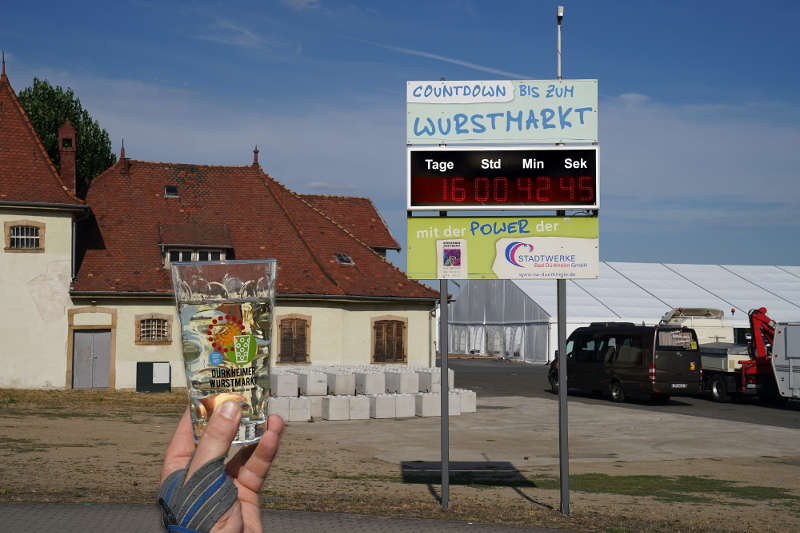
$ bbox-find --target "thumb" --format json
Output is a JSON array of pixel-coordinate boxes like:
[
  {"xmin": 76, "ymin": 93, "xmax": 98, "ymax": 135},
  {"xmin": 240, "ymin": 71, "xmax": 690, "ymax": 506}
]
[{"xmin": 186, "ymin": 400, "xmax": 241, "ymax": 480}]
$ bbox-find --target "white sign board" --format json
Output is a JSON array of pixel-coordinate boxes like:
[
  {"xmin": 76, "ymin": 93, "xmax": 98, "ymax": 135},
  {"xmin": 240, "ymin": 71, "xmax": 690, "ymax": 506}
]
[{"xmin": 407, "ymin": 79, "xmax": 598, "ymax": 144}]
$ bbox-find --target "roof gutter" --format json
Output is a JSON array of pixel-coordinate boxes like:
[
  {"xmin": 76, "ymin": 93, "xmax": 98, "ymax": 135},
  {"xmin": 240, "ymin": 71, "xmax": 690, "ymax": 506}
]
[
  {"xmin": 0, "ymin": 200, "xmax": 86, "ymax": 212},
  {"xmin": 158, "ymin": 243, "xmax": 233, "ymax": 250},
  {"xmin": 278, "ymin": 293, "xmax": 438, "ymax": 304},
  {"xmin": 70, "ymin": 290, "xmax": 438, "ymax": 304},
  {"xmin": 71, "ymin": 291, "xmax": 174, "ymax": 299}
]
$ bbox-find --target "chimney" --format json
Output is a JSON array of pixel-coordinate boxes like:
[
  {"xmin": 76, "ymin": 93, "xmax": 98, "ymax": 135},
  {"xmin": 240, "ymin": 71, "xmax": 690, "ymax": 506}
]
[
  {"xmin": 253, "ymin": 146, "xmax": 259, "ymax": 167},
  {"xmin": 120, "ymin": 139, "xmax": 130, "ymax": 174},
  {"xmin": 58, "ymin": 120, "xmax": 77, "ymax": 194}
]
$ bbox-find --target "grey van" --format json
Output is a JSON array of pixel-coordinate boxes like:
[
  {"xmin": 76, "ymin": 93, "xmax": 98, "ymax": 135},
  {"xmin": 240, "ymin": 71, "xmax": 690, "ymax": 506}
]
[{"xmin": 548, "ymin": 323, "xmax": 703, "ymax": 402}]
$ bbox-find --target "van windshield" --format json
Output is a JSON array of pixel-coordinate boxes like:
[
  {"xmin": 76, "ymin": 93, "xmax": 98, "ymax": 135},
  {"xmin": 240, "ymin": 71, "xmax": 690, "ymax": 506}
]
[{"xmin": 656, "ymin": 329, "xmax": 698, "ymax": 351}]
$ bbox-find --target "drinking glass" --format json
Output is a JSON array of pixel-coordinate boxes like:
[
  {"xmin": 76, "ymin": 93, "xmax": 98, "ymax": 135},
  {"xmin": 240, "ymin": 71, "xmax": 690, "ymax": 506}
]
[{"xmin": 171, "ymin": 259, "xmax": 276, "ymax": 445}]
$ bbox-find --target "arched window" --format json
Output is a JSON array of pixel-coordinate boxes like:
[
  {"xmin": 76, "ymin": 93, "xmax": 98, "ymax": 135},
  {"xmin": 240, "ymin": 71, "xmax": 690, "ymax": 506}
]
[{"xmin": 279, "ymin": 316, "xmax": 310, "ymax": 363}]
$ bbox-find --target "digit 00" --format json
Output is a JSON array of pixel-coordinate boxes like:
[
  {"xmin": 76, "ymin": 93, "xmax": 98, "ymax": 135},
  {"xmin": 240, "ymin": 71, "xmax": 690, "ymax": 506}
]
[{"xmin": 474, "ymin": 177, "xmax": 508, "ymax": 202}]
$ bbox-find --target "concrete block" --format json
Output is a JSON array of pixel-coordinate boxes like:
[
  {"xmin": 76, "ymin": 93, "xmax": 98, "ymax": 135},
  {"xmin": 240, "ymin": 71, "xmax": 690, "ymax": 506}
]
[
  {"xmin": 307, "ymin": 395, "xmax": 323, "ymax": 419},
  {"xmin": 417, "ymin": 371, "xmax": 437, "ymax": 392},
  {"xmin": 349, "ymin": 395, "xmax": 370, "ymax": 420},
  {"xmin": 355, "ymin": 372, "xmax": 386, "ymax": 395},
  {"xmin": 448, "ymin": 392, "xmax": 461, "ymax": 416},
  {"xmin": 369, "ymin": 395, "xmax": 396, "ymax": 419},
  {"xmin": 385, "ymin": 371, "xmax": 419, "ymax": 394},
  {"xmin": 266, "ymin": 397, "xmax": 290, "ymax": 421},
  {"xmin": 322, "ymin": 395, "xmax": 349, "ymax": 420},
  {"xmin": 421, "ymin": 368, "xmax": 455, "ymax": 390},
  {"xmin": 415, "ymin": 393, "xmax": 441, "ymax": 417},
  {"xmin": 459, "ymin": 389, "xmax": 477, "ymax": 413},
  {"xmin": 298, "ymin": 372, "xmax": 327, "ymax": 396},
  {"xmin": 289, "ymin": 397, "xmax": 311, "ymax": 422},
  {"xmin": 326, "ymin": 373, "xmax": 356, "ymax": 396},
  {"xmin": 394, "ymin": 394, "xmax": 416, "ymax": 418},
  {"xmin": 269, "ymin": 374, "xmax": 298, "ymax": 397}
]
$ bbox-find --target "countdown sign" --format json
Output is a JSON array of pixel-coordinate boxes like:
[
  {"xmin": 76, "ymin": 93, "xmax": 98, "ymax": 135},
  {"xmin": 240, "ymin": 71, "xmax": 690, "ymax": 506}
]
[{"xmin": 407, "ymin": 146, "xmax": 598, "ymax": 211}]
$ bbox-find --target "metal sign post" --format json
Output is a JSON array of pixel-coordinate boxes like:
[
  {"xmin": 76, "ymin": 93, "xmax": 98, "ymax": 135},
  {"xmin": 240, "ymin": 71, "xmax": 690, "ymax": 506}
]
[
  {"xmin": 440, "ymin": 277, "xmax": 450, "ymax": 508},
  {"xmin": 557, "ymin": 277, "xmax": 569, "ymax": 515}
]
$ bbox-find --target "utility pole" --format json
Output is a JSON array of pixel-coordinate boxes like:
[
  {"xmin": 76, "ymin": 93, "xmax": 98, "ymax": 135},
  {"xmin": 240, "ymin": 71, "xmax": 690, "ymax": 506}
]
[{"xmin": 556, "ymin": 4, "xmax": 570, "ymax": 517}]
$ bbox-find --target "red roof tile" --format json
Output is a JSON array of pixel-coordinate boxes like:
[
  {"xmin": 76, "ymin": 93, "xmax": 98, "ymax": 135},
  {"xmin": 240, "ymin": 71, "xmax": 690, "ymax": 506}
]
[
  {"xmin": 0, "ymin": 71, "xmax": 84, "ymax": 207},
  {"xmin": 158, "ymin": 223, "xmax": 233, "ymax": 248},
  {"xmin": 73, "ymin": 159, "xmax": 437, "ymax": 300},
  {"xmin": 300, "ymin": 194, "xmax": 400, "ymax": 251}
]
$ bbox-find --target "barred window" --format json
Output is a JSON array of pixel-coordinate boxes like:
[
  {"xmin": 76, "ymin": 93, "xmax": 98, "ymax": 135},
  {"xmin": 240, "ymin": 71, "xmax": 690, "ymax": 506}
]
[
  {"xmin": 4, "ymin": 222, "xmax": 45, "ymax": 252},
  {"xmin": 135, "ymin": 314, "xmax": 172, "ymax": 345}
]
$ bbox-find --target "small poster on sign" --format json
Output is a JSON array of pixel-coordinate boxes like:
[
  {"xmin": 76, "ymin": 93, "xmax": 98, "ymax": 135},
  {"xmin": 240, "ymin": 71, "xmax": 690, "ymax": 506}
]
[{"xmin": 436, "ymin": 239, "xmax": 468, "ymax": 279}]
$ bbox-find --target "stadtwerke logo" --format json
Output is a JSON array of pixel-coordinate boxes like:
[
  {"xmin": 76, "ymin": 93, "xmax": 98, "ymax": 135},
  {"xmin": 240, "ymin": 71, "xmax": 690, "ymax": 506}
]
[{"xmin": 505, "ymin": 241, "xmax": 533, "ymax": 267}]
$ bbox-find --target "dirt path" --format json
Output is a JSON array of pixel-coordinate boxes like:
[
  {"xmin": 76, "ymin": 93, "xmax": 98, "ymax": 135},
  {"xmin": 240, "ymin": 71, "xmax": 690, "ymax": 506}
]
[{"xmin": 1, "ymin": 390, "xmax": 798, "ymax": 532}]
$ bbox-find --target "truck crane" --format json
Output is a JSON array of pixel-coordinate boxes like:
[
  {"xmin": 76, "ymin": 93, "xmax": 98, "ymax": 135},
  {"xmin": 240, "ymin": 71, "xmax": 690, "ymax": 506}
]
[
  {"xmin": 660, "ymin": 307, "xmax": 784, "ymax": 402},
  {"xmin": 737, "ymin": 307, "xmax": 777, "ymax": 399}
]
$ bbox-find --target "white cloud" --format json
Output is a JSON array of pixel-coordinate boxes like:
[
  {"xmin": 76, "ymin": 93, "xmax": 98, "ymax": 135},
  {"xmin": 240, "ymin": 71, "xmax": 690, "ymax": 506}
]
[
  {"xmin": 196, "ymin": 19, "xmax": 264, "ymax": 48},
  {"xmin": 305, "ymin": 181, "xmax": 356, "ymax": 191},
  {"xmin": 281, "ymin": 0, "xmax": 320, "ymax": 10},
  {"xmin": 352, "ymin": 38, "xmax": 530, "ymax": 79},
  {"xmin": 192, "ymin": 18, "xmax": 301, "ymax": 57},
  {"xmin": 617, "ymin": 92, "xmax": 650, "ymax": 106}
]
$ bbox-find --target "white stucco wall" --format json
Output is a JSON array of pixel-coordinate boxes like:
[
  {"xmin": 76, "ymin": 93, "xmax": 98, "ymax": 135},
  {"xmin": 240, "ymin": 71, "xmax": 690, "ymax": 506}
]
[
  {"xmin": 0, "ymin": 209, "xmax": 73, "ymax": 388},
  {"xmin": 274, "ymin": 301, "xmax": 436, "ymax": 368},
  {"xmin": 68, "ymin": 299, "xmax": 436, "ymax": 390},
  {"xmin": 98, "ymin": 302, "xmax": 184, "ymax": 390}
]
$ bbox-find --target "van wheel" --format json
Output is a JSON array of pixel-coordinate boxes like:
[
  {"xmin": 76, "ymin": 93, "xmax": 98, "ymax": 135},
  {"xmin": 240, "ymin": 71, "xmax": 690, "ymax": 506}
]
[
  {"xmin": 609, "ymin": 380, "xmax": 625, "ymax": 402},
  {"xmin": 710, "ymin": 375, "xmax": 730, "ymax": 402}
]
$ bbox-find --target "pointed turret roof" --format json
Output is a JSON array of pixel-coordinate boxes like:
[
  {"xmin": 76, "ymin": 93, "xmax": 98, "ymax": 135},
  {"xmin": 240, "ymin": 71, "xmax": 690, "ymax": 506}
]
[{"xmin": 0, "ymin": 68, "xmax": 84, "ymax": 208}]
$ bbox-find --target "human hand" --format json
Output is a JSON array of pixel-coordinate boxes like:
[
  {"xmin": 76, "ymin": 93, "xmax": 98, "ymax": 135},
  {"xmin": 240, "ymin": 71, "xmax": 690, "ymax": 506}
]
[{"xmin": 160, "ymin": 402, "xmax": 284, "ymax": 532}]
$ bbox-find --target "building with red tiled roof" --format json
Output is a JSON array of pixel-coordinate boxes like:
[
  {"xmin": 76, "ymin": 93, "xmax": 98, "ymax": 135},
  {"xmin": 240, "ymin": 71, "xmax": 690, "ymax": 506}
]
[
  {"xmin": 1, "ymin": 60, "xmax": 87, "ymax": 388},
  {"xmin": 68, "ymin": 153, "xmax": 437, "ymax": 389},
  {"xmin": 1, "ymin": 61, "xmax": 438, "ymax": 390}
]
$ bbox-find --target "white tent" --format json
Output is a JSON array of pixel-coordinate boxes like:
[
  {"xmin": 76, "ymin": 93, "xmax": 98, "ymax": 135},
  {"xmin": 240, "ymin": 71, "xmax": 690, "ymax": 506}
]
[{"xmin": 448, "ymin": 262, "xmax": 800, "ymax": 363}]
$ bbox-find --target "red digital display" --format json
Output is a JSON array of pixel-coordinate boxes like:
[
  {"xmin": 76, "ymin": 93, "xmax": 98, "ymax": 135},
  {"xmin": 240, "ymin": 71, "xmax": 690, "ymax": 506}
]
[
  {"xmin": 408, "ymin": 147, "xmax": 598, "ymax": 209},
  {"xmin": 411, "ymin": 175, "xmax": 596, "ymax": 205}
]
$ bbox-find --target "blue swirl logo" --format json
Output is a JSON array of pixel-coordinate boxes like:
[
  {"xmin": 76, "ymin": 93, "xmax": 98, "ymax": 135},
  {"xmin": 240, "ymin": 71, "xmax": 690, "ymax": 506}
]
[{"xmin": 505, "ymin": 241, "xmax": 534, "ymax": 267}]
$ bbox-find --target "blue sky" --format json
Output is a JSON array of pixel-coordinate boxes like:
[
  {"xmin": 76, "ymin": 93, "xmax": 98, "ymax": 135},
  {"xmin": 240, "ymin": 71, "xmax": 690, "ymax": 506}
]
[{"xmin": 3, "ymin": 0, "xmax": 800, "ymax": 269}]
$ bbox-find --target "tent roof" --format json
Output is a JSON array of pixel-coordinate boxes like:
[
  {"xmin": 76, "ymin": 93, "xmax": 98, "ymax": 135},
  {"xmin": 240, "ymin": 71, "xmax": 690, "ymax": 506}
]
[{"xmin": 511, "ymin": 262, "xmax": 800, "ymax": 326}]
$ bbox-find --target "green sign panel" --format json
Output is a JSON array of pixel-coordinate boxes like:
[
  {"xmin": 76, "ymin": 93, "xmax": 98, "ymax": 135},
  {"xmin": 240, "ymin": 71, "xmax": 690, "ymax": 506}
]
[{"xmin": 407, "ymin": 216, "xmax": 598, "ymax": 280}]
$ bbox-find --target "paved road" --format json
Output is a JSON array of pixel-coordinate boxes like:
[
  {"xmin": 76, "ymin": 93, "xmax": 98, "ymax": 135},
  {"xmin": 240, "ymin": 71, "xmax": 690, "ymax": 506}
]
[
  {"xmin": 449, "ymin": 358, "xmax": 800, "ymax": 429},
  {"xmin": 0, "ymin": 503, "xmax": 575, "ymax": 532}
]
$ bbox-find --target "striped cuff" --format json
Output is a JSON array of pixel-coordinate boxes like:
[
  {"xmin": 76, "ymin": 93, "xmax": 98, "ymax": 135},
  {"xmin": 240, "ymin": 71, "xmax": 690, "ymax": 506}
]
[{"xmin": 158, "ymin": 455, "xmax": 238, "ymax": 533}]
